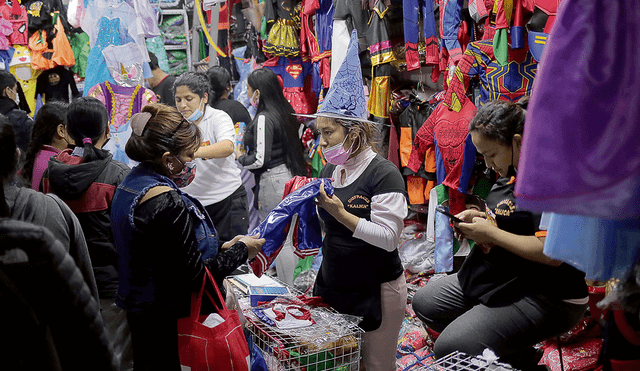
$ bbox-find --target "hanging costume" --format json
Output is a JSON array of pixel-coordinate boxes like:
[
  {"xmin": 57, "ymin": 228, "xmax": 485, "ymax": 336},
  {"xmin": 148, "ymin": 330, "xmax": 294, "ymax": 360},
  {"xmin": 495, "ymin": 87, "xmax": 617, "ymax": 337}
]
[
  {"xmin": 9, "ymin": 45, "xmax": 40, "ymax": 113},
  {"xmin": 408, "ymin": 98, "xmax": 477, "ymax": 215},
  {"xmin": 398, "ymin": 97, "xmax": 436, "ymax": 204},
  {"xmin": 514, "ymin": 0, "xmax": 640, "ymax": 282},
  {"xmin": 263, "ymin": 56, "xmax": 318, "ymax": 115},
  {"xmin": 366, "ymin": 0, "xmax": 395, "ymax": 120},
  {"xmin": 88, "ymin": 81, "xmax": 157, "ymax": 167},
  {"xmin": 35, "ymin": 65, "xmax": 80, "ymax": 102},
  {"xmin": 263, "ymin": 0, "xmax": 302, "ymax": 57},
  {"xmin": 403, "ymin": 0, "xmax": 438, "ymax": 71},
  {"xmin": 0, "ymin": 0, "xmax": 28, "ymax": 46},
  {"xmin": 28, "ymin": 12, "xmax": 75, "ymax": 71},
  {"xmin": 300, "ymin": 0, "xmax": 333, "ymax": 92},
  {"xmin": 443, "ymin": 38, "xmax": 537, "ymax": 112},
  {"xmin": 69, "ymin": 30, "xmax": 90, "ymax": 78}
]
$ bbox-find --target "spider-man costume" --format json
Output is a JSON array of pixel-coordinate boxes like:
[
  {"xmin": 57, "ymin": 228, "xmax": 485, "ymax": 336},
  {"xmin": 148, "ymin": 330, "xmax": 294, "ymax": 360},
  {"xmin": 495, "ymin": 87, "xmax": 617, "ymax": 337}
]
[
  {"xmin": 403, "ymin": 0, "xmax": 438, "ymax": 71},
  {"xmin": 443, "ymin": 38, "xmax": 537, "ymax": 112},
  {"xmin": 408, "ymin": 98, "xmax": 477, "ymax": 215}
]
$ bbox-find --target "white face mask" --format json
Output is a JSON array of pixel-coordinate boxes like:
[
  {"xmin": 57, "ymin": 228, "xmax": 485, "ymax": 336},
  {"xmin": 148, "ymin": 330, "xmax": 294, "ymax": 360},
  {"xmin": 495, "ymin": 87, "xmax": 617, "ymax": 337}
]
[{"xmin": 9, "ymin": 88, "xmax": 19, "ymax": 106}]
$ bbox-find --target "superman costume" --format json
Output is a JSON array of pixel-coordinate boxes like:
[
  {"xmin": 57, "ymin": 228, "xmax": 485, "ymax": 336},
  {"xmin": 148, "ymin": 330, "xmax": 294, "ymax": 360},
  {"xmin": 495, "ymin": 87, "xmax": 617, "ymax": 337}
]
[{"xmin": 263, "ymin": 56, "xmax": 318, "ymax": 115}]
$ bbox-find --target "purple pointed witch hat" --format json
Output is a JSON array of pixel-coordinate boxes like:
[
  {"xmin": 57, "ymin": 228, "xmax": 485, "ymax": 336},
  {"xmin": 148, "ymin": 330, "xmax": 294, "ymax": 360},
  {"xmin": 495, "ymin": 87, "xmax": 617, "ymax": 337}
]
[{"xmin": 296, "ymin": 29, "xmax": 374, "ymax": 123}]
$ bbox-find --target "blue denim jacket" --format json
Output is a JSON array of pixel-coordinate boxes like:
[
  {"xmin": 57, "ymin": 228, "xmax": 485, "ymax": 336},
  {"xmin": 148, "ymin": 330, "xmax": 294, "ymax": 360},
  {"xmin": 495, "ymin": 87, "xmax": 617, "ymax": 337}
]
[{"xmin": 111, "ymin": 163, "xmax": 218, "ymax": 312}]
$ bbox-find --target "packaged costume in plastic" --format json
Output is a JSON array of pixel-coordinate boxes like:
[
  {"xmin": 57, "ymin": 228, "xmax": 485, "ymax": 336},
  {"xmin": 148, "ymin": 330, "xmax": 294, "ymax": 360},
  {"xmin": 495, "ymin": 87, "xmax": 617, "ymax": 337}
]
[
  {"xmin": 102, "ymin": 43, "xmax": 146, "ymax": 87},
  {"xmin": 300, "ymin": 0, "xmax": 333, "ymax": 92},
  {"xmin": 248, "ymin": 178, "xmax": 334, "ymax": 278}
]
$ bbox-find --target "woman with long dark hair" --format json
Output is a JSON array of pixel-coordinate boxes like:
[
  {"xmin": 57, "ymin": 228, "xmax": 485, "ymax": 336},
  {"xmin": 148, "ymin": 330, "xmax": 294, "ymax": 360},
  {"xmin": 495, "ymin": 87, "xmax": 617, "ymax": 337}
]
[
  {"xmin": 22, "ymin": 102, "xmax": 72, "ymax": 190},
  {"xmin": 206, "ymin": 66, "xmax": 252, "ymax": 126},
  {"xmin": 41, "ymin": 96, "xmax": 133, "ymax": 370},
  {"xmin": 237, "ymin": 68, "xmax": 307, "ymax": 222}
]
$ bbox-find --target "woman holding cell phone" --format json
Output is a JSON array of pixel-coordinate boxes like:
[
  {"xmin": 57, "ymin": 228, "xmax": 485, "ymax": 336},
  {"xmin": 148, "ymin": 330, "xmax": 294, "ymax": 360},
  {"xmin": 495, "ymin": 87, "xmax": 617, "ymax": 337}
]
[{"xmin": 412, "ymin": 98, "xmax": 589, "ymax": 371}]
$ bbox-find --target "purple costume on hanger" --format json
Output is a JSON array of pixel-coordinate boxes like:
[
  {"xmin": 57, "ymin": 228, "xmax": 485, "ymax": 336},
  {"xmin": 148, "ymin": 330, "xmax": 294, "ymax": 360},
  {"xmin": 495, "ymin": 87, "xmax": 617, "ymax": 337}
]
[{"xmin": 515, "ymin": 0, "xmax": 640, "ymax": 220}]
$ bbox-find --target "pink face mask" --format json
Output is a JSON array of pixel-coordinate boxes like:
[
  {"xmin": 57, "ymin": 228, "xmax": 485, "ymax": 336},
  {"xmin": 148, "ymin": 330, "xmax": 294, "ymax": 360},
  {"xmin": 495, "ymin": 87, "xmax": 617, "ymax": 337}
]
[
  {"xmin": 250, "ymin": 90, "xmax": 259, "ymax": 109},
  {"xmin": 323, "ymin": 136, "xmax": 354, "ymax": 165}
]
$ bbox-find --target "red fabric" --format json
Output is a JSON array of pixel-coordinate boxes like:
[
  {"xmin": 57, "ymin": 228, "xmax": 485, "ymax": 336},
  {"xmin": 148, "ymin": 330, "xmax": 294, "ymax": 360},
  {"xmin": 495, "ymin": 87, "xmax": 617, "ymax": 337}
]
[
  {"xmin": 41, "ymin": 179, "xmax": 116, "ymax": 214},
  {"xmin": 539, "ymin": 338, "xmax": 602, "ymax": 371},
  {"xmin": 407, "ymin": 99, "xmax": 476, "ymax": 203}
]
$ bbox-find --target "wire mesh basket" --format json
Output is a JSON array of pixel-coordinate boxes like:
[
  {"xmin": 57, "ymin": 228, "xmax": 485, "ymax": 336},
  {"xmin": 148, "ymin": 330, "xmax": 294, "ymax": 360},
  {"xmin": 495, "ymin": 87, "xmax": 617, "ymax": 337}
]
[
  {"xmin": 243, "ymin": 301, "xmax": 363, "ymax": 371},
  {"xmin": 411, "ymin": 351, "xmax": 519, "ymax": 371}
]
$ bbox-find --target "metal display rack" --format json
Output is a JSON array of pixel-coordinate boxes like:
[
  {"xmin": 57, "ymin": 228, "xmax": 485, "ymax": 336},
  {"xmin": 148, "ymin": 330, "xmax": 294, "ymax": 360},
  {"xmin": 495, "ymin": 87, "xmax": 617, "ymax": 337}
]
[
  {"xmin": 235, "ymin": 275, "xmax": 364, "ymax": 371},
  {"xmin": 411, "ymin": 351, "xmax": 519, "ymax": 371},
  {"xmin": 157, "ymin": 7, "xmax": 192, "ymax": 75}
]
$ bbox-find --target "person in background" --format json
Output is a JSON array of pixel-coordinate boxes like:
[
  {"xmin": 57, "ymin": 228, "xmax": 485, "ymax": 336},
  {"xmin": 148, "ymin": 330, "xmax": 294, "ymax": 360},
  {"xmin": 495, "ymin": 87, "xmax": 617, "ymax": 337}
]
[
  {"xmin": 0, "ymin": 110, "xmax": 116, "ymax": 371},
  {"xmin": 111, "ymin": 104, "xmax": 264, "ymax": 370},
  {"xmin": 411, "ymin": 99, "xmax": 588, "ymax": 370},
  {"xmin": 147, "ymin": 52, "xmax": 176, "ymax": 107},
  {"xmin": 0, "ymin": 114, "xmax": 100, "ymax": 303},
  {"xmin": 206, "ymin": 66, "xmax": 252, "ymax": 126},
  {"xmin": 41, "ymin": 97, "xmax": 132, "ymax": 370},
  {"xmin": 22, "ymin": 102, "xmax": 74, "ymax": 191},
  {"xmin": 237, "ymin": 68, "xmax": 308, "ymax": 222},
  {"xmin": 0, "ymin": 69, "xmax": 33, "ymax": 153},
  {"xmin": 174, "ymin": 71, "xmax": 249, "ymax": 243}
]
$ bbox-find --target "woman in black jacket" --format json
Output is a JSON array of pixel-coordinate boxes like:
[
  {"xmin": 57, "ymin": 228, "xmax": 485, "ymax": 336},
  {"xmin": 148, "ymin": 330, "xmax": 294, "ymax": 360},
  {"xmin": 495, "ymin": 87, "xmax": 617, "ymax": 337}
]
[
  {"xmin": 41, "ymin": 97, "xmax": 132, "ymax": 369},
  {"xmin": 0, "ymin": 69, "xmax": 33, "ymax": 153},
  {"xmin": 111, "ymin": 103, "xmax": 264, "ymax": 371}
]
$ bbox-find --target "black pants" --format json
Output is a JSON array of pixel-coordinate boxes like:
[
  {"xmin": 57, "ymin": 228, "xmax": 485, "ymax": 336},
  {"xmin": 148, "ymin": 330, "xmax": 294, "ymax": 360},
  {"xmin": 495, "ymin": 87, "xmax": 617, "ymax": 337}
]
[
  {"xmin": 127, "ymin": 311, "xmax": 181, "ymax": 371},
  {"xmin": 411, "ymin": 273, "xmax": 588, "ymax": 363},
  {"xmin": 205, "ymin": 185, "xmax": 249, "ymax": 244}
]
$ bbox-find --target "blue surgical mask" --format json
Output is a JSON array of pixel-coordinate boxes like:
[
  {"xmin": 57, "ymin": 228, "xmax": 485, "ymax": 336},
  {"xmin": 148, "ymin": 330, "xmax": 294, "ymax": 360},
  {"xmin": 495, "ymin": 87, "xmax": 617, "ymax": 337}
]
[{"xmin": 185, "ymin": 99, "xmax": 205, "ymax": 122}]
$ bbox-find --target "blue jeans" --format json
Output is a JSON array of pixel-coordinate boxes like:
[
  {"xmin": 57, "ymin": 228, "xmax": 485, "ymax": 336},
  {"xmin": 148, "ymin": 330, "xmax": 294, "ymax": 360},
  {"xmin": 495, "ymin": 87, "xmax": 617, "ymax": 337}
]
[{"xmin": 411, "ymin": 273, "xmax": 587, "ymax": 360}]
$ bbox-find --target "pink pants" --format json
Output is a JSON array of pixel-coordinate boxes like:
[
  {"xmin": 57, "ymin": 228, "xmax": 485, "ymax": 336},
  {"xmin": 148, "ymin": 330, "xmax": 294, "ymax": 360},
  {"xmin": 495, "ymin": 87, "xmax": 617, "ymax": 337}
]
[{"xmin": 361, "ymin": 274, "xmax": 408, "ymax": 371}]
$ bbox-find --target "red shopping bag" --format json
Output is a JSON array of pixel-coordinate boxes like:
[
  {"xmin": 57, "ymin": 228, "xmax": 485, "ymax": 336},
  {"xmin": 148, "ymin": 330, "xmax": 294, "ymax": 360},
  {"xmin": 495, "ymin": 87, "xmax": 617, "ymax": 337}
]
[{"xmin": 178, "ymin": 268, "xmax": 251, "ymax": 371}]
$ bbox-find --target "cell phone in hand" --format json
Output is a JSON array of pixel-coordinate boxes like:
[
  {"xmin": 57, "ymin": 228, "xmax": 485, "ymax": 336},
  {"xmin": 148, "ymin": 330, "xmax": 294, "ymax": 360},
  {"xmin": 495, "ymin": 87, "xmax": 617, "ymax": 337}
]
[{"xmin": 435, "ymin": 206, "xmax": 463, "ymax": 223}]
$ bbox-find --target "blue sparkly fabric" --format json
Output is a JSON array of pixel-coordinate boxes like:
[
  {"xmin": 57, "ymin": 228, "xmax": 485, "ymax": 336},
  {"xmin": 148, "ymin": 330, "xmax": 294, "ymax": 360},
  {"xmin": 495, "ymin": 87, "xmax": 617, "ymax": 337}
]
[
  {"xmin": 84, "ymin": 17, "xmax": 124, "ymax": 94},
  {"xmin": 317, "ymin": 29, "xmax": 367, "ymax": 119}
]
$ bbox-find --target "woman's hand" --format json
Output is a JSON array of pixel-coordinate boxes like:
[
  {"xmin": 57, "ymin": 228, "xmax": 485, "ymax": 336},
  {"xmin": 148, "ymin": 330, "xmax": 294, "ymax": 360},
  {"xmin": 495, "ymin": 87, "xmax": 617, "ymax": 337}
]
[
  {"xmin": 455, "ymin": 209, "xmax": 486, "ymax": 223},
  {"xmin": 455, "ymin": 217, "xmax": 498, "ymax": 253},
  {"xmin": 238, "ymin": 234, "xmax": 265, "ymax": 259},
  {"xmin": 220, "ymin": 235, "xmax": 243, "ymax": 250},
  {"xmin": 235, "ymin": 147, "xmax": 244, "ymax": 160},
  {"xmin": 316, "ymin": 181, "xmax": 345, "ymax": 218}
]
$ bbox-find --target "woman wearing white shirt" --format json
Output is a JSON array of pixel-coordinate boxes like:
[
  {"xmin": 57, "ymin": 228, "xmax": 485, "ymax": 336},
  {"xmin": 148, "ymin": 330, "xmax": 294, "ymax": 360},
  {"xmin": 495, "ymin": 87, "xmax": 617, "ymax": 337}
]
[
  {"xmin": 314, "ymin": 116, "xmax": 408, "ymax": 371},
  {"xmin": 174, "ymin": 72, "xmax": 248, "ymax": 242}
]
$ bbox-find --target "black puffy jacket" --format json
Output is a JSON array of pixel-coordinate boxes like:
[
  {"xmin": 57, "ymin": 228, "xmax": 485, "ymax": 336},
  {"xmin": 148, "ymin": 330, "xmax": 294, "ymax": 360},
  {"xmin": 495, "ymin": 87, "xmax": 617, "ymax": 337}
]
[
  {"xmin": 42, "ymin": 147, "xmax": 130, "ymax": 298},
  {"xmin": 0, "ymin": 218, "xmax": 117, "ymax": 371}
]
